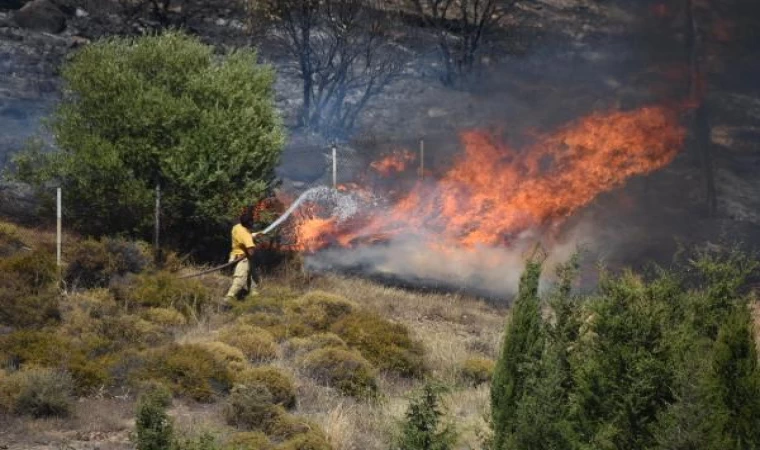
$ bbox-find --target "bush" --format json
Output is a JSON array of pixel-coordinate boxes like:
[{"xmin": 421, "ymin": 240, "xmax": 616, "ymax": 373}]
[
  {"xmin": 0, "ymin": 222, "xmax": 25, "ymax": 256},
  {"xmin": 0, "ymin": 250, "xmax": 59, "ymax": 328},
  {"xmin": 300, "ymin": 347, "xmax": 377, "ymax": 399},
  {"xmin": 274, "ymin": 429, "xmax": 332, "ymax": 450},
  {"xmin": 396, "ymin": 383, "xmax": 456, "ymax": 450},
  {"xmin": 65, "ymin": 237, "xmax": 150, "ymax": 289},
  {"xmin": 138, "ymin": 344, "xmax": 233, "ymax": 402},
  {"xmin": 135, "ymin": 390, "xmax": 174, "ymax": 450},
  {"xmin": 238, "ymin": 313, "xmax": 288, "ymax": 341},
  {"xmin": 1, "ymin": 367, "xmax": 74, "ymax": 418},
  {"xmin": 225, "ymin": 432, "xmax": 272, "ymax": 450},
  {"xmin": 142, "ymin": 307, "xmax": 188, "ymax": 327},
  {"xmin": 459, "ymin": 358, "xmax": 495, "ymax": 386},
  {"xmin": 98, "ymin": 314, "xmax": 171, "ymax": 350},
  {"xmin": 219, "ymin": 324, "xmax": 278, "ymax": 362},
  {"xmin": 286, "ymin": 291, "xmax": 356, "ymax": 333},
  {"xmin": 197, "ymin": 341, "xmax": 248, "ymax": 373},
  {"xmin": 331, "ymin": 312, "xmax": 425, "ymax": 377},
  {"xmin": 282, "ymin": 333, "xmax": 347, "ymax": 359},
  {"xmin": 115, "ymin": 272, "xmax": 211, "ymax": 318},
  {"xmin": 235, "ymin": 366, "xmax": 297, "ymax": 409},
  {"xmin": 12, "ymin": 31, "xmax": 285, "ymax": 258},
  {"xmin": 0, "ymin": 248, "xmax": 57, "ymax": 291},
  {"xmin": 224, "ymin": 384, "xmax": 284, "ymax": 431}
]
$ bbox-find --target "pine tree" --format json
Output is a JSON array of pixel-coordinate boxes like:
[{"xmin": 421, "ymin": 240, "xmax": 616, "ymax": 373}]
[{"xmin": 396, "ymin": 383, "xmax": 457, "ymax": 450}]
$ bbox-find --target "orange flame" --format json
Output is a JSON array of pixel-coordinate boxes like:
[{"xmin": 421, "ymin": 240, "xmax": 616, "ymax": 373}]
[
  {"xmin": 290, "ymin": 106, "xmax": 685, "ymax": 252},
  {"xmin": 369, "ymin": 149, "xmax": 416, "ymax": 176}
]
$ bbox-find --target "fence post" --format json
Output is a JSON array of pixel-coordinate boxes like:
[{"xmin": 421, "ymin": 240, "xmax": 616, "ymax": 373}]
[
  {"xmin": 419, "ymin": 139, "xmax": 425, "ymax": 180},
  {"xmin": 56, "ymin": 187, "xmax": 61, "ymax": 268},
  {"xmin": 154, "ymin": 184, "xmax": 161, "ymax": 265},
  {"xmin": 332, "ymin": 145, "xmax": 337, "ymax": 189}
]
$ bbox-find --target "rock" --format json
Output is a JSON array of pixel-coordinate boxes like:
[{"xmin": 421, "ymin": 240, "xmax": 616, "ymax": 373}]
[{"xmin": 12, "ymin": 0, "xmax": 66, "ymax": 33}]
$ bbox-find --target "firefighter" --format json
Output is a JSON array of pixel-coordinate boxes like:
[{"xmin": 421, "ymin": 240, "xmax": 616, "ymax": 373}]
[{"xmin": 225, "ymin": 205, "xmax": 261, "ymax": 303}]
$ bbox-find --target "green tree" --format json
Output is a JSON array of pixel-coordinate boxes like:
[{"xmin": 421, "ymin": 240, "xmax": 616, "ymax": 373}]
[
  {"xmin": 135, "ymin": 391, "xmax": 174, "ymax": 450},
  {"xmin": 490, "ymin": 255, "xmax": 544, "ymax": 450},
  {"xmin": 13, "ymin": 31, "xmax": 284, "ymax": 257},
  {"xmin": 396, "ymin": 382, "xmax": 457, "ymax": 450}
]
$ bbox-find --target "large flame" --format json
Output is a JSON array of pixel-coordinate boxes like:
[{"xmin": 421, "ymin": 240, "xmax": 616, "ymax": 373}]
[{"xmin": 289, "ymin": 106, "xmax": 685, "ymax": 252}]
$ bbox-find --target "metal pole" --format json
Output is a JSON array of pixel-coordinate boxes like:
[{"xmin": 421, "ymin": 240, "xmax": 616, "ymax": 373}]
[
  {"xmin": 154, "ymin": 184, "xmax": 161, "ymax": 264},
  {"xmin": 332, "ymin": 145, "xmax": 337, "ymax": 189},
  {"xmin": 419, "ymin": 139, "xmax": 425, "ymax": 180},
  {"xmin": 56, "ymin": 187, "xmax": 61, "ymax": 267}
]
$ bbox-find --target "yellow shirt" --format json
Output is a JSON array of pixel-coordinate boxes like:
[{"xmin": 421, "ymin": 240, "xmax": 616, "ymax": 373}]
[{"xmin": 230, "ymin": 224, "xmax": 255, "ymax": 259}]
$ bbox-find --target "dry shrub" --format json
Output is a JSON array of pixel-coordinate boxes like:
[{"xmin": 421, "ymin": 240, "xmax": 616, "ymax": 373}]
[
  {"xmin": 198, "ymin": 341, "xmax": 249, "ymax": 373},
  {"xmin": 0, "ymin": 248, "xmax": 57, "ymax": 290},
  {"xmin": 236, "ymin": 366, "xmax": 297, "ymax": 409},
  {"xmin": 0, "ymin": 222, "xmax": 25, "ymax": 256},
  {"xmin": 283, "ymin": 333, "xmax": 347, "ymax": 359},
  {"xmin": 232, "ymin": 286, "xmax": 301, "ymax": 316},
  {"xmin": 0, "ymin": 249, "xmax": 59, "ymax": 328},
  {"xmin": 226, "ymin": 431, "xmax": 273, "ymax": 450},
  {"xmin": 64, "ymin": 237, "xmax": 150, "ymax": 289},
  {"xmin": 238, "ymin": 312, "xmax": 288, "ymax": 341},
  {"xmin": 275, "ymin": 429, "xmax": 332, "ymax": 450},
  {"xmin": 286, "ymin": 292, "xmax": 356, "ymax": 334},
  {"xmin": 459, "ymin": 358, "xmax": 495, "ymax": 386},
  {"xmin": 141, "ymin": 307, "xmax": 188, "ymax": 327},
  {"xmin": 224, "ymin": 384, "xmax": 284, "ymax": 430},
  {"xmin": 138, "ymin": 343, "xmax": 233, "ymax": 402},
  {"xmin": 113, "ymin": 271, "xmax": 211, "ymax": 318},
  {"xmin": 219, "ymin": 324, "xmax": 278, "ymax": 362},
  {"xmin": 99, "ymin": 314, "xmax": 171, "ymax": 350},
  {"xmin": 330, "ymin": 312, "xmax": 425, "ymax": 378},
  {"xmin": 0, "ymin": 367, "xmax": 74, "ymax": 418},
  {"xmin": 300, "ymin": 348, "xmax": 377, "ymax": 399}
]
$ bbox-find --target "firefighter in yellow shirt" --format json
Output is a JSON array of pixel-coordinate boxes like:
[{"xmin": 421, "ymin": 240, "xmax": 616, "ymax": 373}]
[{"xmin": 225, "ymin": 205, "xmax": 261, "ymax": 302}]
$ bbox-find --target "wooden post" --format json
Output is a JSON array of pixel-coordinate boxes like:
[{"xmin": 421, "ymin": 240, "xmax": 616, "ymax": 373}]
[
  {"xmin": 154, "ymin": 184, "xmax": 161, "ymax": 265},
  {"xmin": 56, "ymin": 187, "xmax": 61, "ymax": 268},
  {"xmin": 419, "ymin": 139, "xmax": 425, "ymax": 180},
  {"xmin": 332, "ymin": 145, "xmax": 337, "ymax": 189}
]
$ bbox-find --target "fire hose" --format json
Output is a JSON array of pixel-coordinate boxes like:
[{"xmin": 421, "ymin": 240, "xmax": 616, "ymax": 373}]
[{"xmin": 178, "ymin": 188, "xmax": 322, "ymax": 279}]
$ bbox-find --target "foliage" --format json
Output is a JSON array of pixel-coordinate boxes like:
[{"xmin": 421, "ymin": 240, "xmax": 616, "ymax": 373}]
[
  {"xmin": 142, "ymin": 307, "xmax": 188, "ymax": 327},
  {"xmin": 490, "ymin": 256, "xmax": 545, "ymax": 450},
  {"xmin": 198, "ymin": 341, "xmax": 249, "ymax": 373},
  {"xmin": 12, "ymin": 31, "xmax": 284, "ymax": 256},
  {"xmin": 0, "ymin": 249, "xmax": 59, "ymax": 328},
  {"xmin": 137, "ymin": 344, "xmax": 233, "ymax": 402},
  {"xmin": 114, "ymin": 271, "xmax": 211, "ymax": 318},
  {"xmin": 135, "ymin": 390, "xmax": 174, "ymax": 450},
  {"xmin": 300, "ymin": 347, "xmax": 377, "ymax": 399},
  {"xmin": 237, "ymin": 312, "xmax": 288, "ymax": 341},
  {"xmin": 64, "ymin": 237, "xmax": 150, "ymax": 289},
  {"xmin": 225, "ymin": 431, "xmax": 272, "ymax": 450},
  {"xmin": 286, "ymin": 291, "xmax": 356, "ymax": 333},
  {"xmin": 459, "ymin": 358, "xmax": 495, "ymax": 386},
  {"xmin": 273, "ymin": 429, "xmax": 332, "ymax": 450},
  {"xmin": 283, "ymin": 333, "xmax": 347, "ymax": 359},
  {"xmin": 331, "ymin": 311, "xmax": 425, "ymax": 377},
  {"xmin": 0, "ymin": 222, "xmax": 25, "ymax": 256},
  {"xmin": 219, "ymin": 324, "xmax": 279, "ymax": 362},
  {"xmin": 0, "ymin": 367, "xmax": 74, "ymax": 418},
  {"xmin": 235, "ymin": 366, "xmax": 297, "ymax": 409},
  {"xmin": 224, "ymin": 384, "xmax": 284, "ymax": 431},
  {"xmin": 395, "ymin": 382, "xmax": 457, "ymax": 450}
]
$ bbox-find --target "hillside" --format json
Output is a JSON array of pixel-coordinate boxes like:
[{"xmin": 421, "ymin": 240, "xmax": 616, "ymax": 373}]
[{"xmin": 0, "ymin": 219, "xmax": 504, "ymax": 450}]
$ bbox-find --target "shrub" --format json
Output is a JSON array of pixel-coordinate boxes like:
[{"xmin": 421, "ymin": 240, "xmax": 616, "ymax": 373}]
[
  {"xmin": 459, "ymin": 358, "xmax": 495, "ymax": 386},
  {"xmin": 115, "ymin": 272, "xmax": 211, "ymax": 318},
  {"xmin": 235, "ymin": 366, "xmax": 297, "ymax": 409},
  {"xmin": 225, "ymin": 432, "xmax": 272, "ymax": 450},
  {"xmin": 286, "ymin": 291, "xmax": 356, "ymax": 333},
  {"xmin": 238, "ymin": 312, "xmax": 288, "ymax": 341},
  {"xmin": 0, "ymin": 248, "xmax": 57, "ymax": 291},
  {"xmin": 135, "ymin": 390, "xmax": 174, "ymax": 450},
  {"xmin": 396, "ymin": 383, "xmax": 456, "ymax": 450},
  {"xmin": 219, "ymin": 324, "xmax": 278, "ymax": 362},
  {"xmin": 300, "ymin": 348, "xmax": 377, "ymax": 399},
  {"xmin": 138, "ymin": 344, "xmax": 233, "ymax": 402},
  {"xmin": 264, "ymin": 413, "xmax": 314, "ymax": 441},
  {"xmin": 330, "ymin": 312, "xmax": 425, "ymax": 377},
  {"xmin": 64, "ymin": 238, "xmax": 150, "ymax": 289},
  {"xmin": 274, "ymin": 429, "xmax": 332, "ymax": 450},
  {"xmin": 2, "ymin": 367, "xmax": 74, "ymax": 418},
  {"xmin": 282, "ymin": 333, "xmax": 347, "ymax": 359},
  {"xmin": 224, "ymin": 384, "xmax": 284, "ymax": 431},
  {"xmin": 0, "ymin": 279, "xmax": 60, "ymax": 328},
  {"xmin": 198, "ymin": 341, "xmax": 249, "ymax": 373},
  {"xmin": 0, "ymin": 222, "xmax": 25, "ymax": 256},
  {"xmin": 99, "ymin": 314, "xmax": 171, "ymax": 350},
  {"xmin": 142, "ymin": 307, "xmax": 188, "ymax": 327},
  {"xmin": 0, "ymin": 330, "xmax": 71, "ymax": 367}
]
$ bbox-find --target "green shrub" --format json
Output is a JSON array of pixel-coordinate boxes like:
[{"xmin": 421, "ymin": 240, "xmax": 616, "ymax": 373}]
[
  {"xmin": 459, "ymin": 358, "xmax": 495, "ymax": 386},
  {"xmin": 138, "ymin": 344, "xmax": 233, "ymax": 402},
  {"xmin": 273, "ymin": 429, "xmax": 332, "ymax": 450},
  {"xmin": 224, "ymin": 384, "xmax": 284, "ymax": 431},
  {"xmin": 0, "ymin": 278, "xmax": 60, "ymax": 328},
  {"xmin": 142, "ymin": 307, "xmax": 188, "ymax": 327},
  {"xmin": 331, "ymin": 312, "xmax": 425, "ymax": 377},
  {"xmin": 0, "ymin": 222, "xmax": 25, "ymax": 256},
  {"xmin": 64, "ymin": 237, "xmax": 150, "ymax": 289},
  {"xmin": 396, "ymin": 383, "xmax": 456, "ymax": 450},
  {"xmin": 99, "ymin": 314, "xmax": 171, "ymax": 350},
  {"xmin": 300, "ymin": 347, "xmax": 377, "ymax": 399},
  {"xmin": 238, "ymin": 313, "xmax": 288, "ymax": 341},
  {"xmin": 115, "ymin": 272, "xmax": 211, "ymax": 318},
  {"xmin": 264, "ymin": 414, "xmax": 314, "ymax": 441},
  {"xmin": 282, "ymin": 333, "xmax": 347, "ymax": 359},
  {"xmin": 135, "ymin": 390, "xmax": 174, "ymax": 450},
  {"xmin": 198, "ymin": 341, "xmax": 249, "ymax": 373},
  {"xmin": 225, "ymin": 432, "xmax": 272, "ymax": 450},
  {"xmin": 219, "ymin": 324, "xmax": 278, "ymax": 362},
  {"xmin": 286, "ymin": 291, "xmax": 356, "ymax": 332},
  {"xmin": 0, "ymin": 248, "xmax": 57, "ymax": 291},
  {"xmin": 2, "ymin": 367, "xmax": 74, "ymax": 418},
  {"xmin": 236, "ymin": 366, "xmax": 297, "ymax": 409}
]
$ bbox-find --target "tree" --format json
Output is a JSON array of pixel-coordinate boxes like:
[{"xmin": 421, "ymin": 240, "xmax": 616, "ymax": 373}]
[
  {"xmin": 12, "ymin": 32, "xmax": 284, "ymax": 257},
  {"xmin": 407, "ymin": 0, "xmax": 515, "ymax": 87},
  {"xmin": 248, "ymin": 0, "xmax": 408, "ymax": 136},
  {"xmin": 396, "ymin": 382, "xmax": 457, "ymax": 450},
  {"xmin": 490, "ymin": 253, "xmax": 544, "ymax": 450}
]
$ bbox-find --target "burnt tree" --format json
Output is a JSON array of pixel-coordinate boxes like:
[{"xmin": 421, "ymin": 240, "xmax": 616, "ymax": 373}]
[
  {"xmin": 407, "ymin": 0, "xmax": 515, "ymax": 86},
  {"xmin": 250, "ymin": 0, "xmax": 408, "ymax": 137}
]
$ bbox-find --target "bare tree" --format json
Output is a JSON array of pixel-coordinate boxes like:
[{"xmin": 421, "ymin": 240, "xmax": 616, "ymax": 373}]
[
  {"xmin": 407, "ymin": 0, "xmax": 515, "ymax": 86},
  {"xmin": 115, "ymin": 0, "xmax": 242, "ymax": 30},
  {"xmin": 249, "ymin": 0, "xmax": 409, "ymax": 136}
]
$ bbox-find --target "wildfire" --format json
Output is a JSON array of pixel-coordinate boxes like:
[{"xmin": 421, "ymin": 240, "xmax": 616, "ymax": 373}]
[
  {"xmin": 289, "ymin": 106, "xmax": 685, "ymax": 252},
  {"xmin": 369, "ymin": 149, "xmax": 416, "ymax": 176}
]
